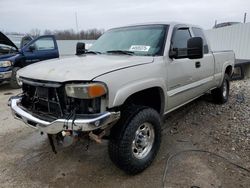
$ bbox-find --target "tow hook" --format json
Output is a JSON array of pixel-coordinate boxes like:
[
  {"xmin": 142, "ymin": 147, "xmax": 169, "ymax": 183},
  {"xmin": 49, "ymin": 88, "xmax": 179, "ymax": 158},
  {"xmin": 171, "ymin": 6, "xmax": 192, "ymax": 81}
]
[{"xmin": 89, "ymin": 131, "xmax": 106, "ymax": 144}]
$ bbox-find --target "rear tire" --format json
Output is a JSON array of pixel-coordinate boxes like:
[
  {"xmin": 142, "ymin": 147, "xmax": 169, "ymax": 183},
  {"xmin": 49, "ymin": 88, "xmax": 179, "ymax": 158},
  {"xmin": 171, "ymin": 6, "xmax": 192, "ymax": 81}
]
[
  {"xmin": 10, "ymin": 67, "xmax": 21, "ymax": 89},
  {"xmin": 108, "ymin": 105, "xmax": 161, "ymax": 175},
  {"xmin": 212, "ymin": 74, "xmax": 230, "ymax": 104}
]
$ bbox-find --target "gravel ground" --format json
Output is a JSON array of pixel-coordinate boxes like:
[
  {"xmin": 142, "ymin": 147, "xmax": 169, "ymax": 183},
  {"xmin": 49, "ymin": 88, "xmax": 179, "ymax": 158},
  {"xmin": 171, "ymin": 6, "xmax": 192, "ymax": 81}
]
[{"xmin": 0, "ymin": 79, "xmax": 249, "ymax": 188}]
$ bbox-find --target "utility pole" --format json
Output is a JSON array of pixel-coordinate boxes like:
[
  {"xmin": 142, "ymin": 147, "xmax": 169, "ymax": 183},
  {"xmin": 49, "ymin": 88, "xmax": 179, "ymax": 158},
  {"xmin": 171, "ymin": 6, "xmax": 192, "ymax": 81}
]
[
  {"xmin": 75, "ymin": 12, "xmax": 79, "ymax": 40},
  {"xmin": 214, "ymin": 20, "xmax": 217, "ymax": 27},
  {"xmin": 244, "ymin": 12, "xmax": 247, "ymax": 23}
]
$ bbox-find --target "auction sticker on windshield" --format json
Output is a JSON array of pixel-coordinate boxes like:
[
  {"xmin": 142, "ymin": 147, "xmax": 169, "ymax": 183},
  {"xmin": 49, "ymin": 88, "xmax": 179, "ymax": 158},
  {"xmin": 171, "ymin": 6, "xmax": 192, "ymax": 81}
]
[{"xmin": 129, "ymin": 45, "xmax": 150, "ymax": 52}]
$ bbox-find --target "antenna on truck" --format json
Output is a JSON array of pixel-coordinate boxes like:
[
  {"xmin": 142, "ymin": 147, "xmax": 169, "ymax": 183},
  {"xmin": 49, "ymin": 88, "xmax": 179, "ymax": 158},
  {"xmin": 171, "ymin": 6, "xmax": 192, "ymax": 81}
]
[
  {"xmin": 243, "ymin": 12, "xmax": 247, "ymax": 23},
  {"xmin": 75, "ymin": 12, "xmax": 79, "ymax": 40}
]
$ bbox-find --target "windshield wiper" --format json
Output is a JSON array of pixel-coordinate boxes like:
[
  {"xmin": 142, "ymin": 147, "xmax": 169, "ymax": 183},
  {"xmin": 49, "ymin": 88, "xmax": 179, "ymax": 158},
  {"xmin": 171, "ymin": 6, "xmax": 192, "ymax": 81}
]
[
  {"xmin": 106, "ymin": 50, "xmax": 134, "ymax": 55},
  {"xmin": 85, "ymin": 50, "xmax": 102, "ymax": 55}
]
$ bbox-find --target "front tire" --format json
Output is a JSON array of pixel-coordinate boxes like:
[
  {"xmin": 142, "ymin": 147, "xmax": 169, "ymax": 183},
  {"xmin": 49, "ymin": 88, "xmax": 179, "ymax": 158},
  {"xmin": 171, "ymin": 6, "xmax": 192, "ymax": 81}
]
[
  {"xmin": 108, "ymin": 106, "xmax": 161, "ymax": 174},
  {"xmin": 212, "ymin": 74, "xmax": 230, "ymax": 104}
]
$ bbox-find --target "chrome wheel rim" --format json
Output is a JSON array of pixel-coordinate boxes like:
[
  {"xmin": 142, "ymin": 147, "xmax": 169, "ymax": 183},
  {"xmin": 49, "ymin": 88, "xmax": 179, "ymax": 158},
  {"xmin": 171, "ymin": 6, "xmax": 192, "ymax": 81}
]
[
  {"xmin": 222, "ymin": 81, "xmax": 227, "ymax": 98},
  {"xmin": 132, "ymin": 122, "xmax": 155, "ymax": 159}
]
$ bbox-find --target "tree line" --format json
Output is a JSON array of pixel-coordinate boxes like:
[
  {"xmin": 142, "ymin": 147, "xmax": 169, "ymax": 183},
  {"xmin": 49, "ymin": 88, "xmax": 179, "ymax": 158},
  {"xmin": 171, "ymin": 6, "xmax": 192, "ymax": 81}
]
[
  {"xmin": 42, "ymin": 29, "xmax": 105, "ymax": 40},
  {"xmin": 6, "ymin": 28, "xmax": 105, "ymax": 40}
]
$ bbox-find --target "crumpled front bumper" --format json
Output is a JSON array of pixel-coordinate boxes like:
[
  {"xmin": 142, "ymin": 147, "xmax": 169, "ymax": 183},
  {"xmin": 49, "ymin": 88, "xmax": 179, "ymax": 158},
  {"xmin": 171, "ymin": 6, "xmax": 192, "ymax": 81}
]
[{"xmin": 9, "ymin": 96, "xmax": 120, "ymax": 134}]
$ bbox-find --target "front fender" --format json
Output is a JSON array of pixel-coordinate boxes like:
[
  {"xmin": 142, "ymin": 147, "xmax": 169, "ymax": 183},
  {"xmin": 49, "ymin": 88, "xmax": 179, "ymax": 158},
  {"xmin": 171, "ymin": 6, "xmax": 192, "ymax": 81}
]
[
  {"xmin": 112, "ymin": 78, "xmax": 167, "ymax": 107},
  {"xmin": 93, "ymin": 61, "xmax": 167, "ymax": 109}
]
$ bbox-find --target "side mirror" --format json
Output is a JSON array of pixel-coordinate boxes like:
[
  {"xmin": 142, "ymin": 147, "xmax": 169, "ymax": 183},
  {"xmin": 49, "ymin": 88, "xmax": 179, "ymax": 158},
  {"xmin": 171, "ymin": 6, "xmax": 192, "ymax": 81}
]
[
  {"xmin": 187, "ymin": 37, "xmax": 203, "ymax": 59},
  {"xmin": 28, "ymin": 45, "xmax": 36, "ymax": 52},
  {"xmin": 76, "ymin": 42, "xmax": 85, "ymax": 55}
]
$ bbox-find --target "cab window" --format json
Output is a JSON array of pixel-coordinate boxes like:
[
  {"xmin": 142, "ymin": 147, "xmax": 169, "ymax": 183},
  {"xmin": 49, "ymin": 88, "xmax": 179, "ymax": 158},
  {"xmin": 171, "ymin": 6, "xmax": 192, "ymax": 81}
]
[
  {"xmin": 30, "ymin": 37, "xmax": 55, "ymax": 51},
  {"xmin": 172, "ymin": 28, "xmax": 191, "ymax": 57}
]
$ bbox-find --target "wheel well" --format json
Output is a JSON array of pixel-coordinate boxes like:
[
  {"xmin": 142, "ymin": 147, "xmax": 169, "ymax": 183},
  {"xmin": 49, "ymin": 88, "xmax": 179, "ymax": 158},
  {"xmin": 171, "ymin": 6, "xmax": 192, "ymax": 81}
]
[
  {"xmin": 123, "ymin": 87, "xmax": 164, "ymax": 115},
  {"xmin": 225, "ymin": 66, "xmax": 233, "ymax": 77}
]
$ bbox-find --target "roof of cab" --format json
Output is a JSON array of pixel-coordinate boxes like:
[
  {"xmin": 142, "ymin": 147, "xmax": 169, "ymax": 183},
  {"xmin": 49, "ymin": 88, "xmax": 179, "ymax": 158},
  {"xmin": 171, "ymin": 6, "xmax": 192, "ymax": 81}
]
[{"xmin": 109, "ymin": 22, "xmax": 203, "ymax": 30}]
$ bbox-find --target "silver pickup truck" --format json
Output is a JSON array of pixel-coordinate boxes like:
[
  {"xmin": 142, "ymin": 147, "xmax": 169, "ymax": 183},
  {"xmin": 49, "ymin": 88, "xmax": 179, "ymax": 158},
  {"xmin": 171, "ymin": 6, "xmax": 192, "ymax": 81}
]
[{"xmin": 9, "ymin": 22, "xmax": 235, "ymax": 174}]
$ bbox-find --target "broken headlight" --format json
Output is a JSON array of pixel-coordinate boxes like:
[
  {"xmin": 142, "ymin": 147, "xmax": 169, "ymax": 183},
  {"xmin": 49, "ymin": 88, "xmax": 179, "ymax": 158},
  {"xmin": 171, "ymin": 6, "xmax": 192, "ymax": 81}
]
[{"xmin": 65, "ymin": 83, "xmax": 107, "ymax": 99}]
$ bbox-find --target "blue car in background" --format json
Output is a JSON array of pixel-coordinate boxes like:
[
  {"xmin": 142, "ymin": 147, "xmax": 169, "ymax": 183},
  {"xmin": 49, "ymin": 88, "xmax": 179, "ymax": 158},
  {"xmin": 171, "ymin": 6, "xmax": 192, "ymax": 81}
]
[{"xmin": 0, "ymin": 32, "xmax": 59, "ymax": 88}]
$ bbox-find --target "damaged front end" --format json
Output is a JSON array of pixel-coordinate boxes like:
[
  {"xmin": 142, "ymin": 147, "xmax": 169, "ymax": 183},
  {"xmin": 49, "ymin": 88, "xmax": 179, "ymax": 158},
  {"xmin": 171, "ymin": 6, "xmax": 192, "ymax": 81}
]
[{"xmin": 9, "ymin": 77, "xmax": 120, "ymax": 152}]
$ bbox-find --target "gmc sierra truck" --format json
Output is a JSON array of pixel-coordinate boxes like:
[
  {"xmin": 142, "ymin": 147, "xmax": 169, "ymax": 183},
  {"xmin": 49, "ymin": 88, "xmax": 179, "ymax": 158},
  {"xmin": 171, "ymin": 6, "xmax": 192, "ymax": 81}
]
[{"xmin": 9, "ymin": 22, "xmax": 235, "ymax": 174}]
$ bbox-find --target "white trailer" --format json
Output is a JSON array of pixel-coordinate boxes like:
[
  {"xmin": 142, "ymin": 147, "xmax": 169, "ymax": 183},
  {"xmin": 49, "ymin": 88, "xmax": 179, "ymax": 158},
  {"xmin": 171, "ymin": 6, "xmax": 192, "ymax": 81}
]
[{"xmin": 205, "ymin": 23, "xmax": 250, "ymax": 79}]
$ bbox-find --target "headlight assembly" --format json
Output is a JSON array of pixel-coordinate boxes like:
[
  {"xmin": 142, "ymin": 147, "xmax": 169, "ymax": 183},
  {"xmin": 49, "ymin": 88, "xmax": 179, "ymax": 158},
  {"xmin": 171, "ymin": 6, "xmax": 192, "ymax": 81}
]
[
  {"xmin": 65, "ymin": 83, "xmax": 107, "ymax": 99},
  {"xmin": 0, "ymin": 61, "xmax": 12, "ymax": 67}
]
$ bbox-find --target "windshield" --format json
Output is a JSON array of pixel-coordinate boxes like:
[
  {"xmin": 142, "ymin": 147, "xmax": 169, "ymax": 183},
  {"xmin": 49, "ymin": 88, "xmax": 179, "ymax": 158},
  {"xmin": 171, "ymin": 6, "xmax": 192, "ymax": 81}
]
[{"xmin": 89, "ymin": 25, "xmax": 168, "ymax": 56}]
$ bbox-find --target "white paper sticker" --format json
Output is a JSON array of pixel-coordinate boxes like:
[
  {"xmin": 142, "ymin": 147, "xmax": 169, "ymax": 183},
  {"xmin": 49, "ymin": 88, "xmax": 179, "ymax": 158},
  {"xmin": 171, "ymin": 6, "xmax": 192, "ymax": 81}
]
[{"xmin": 129, "ymin": 45, "xmax": 150, "ymax": 52}]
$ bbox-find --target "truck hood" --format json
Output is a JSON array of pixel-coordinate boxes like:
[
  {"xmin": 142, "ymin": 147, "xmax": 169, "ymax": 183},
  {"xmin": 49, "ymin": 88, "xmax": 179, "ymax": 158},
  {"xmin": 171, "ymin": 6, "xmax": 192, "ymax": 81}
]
[
  {"xmin": 18, "ymin": 55, "xmax": 154, "ymax": 82},
  {"xmin": 0, "ymin": 32, "xmax": 18, "ymax": 50}
]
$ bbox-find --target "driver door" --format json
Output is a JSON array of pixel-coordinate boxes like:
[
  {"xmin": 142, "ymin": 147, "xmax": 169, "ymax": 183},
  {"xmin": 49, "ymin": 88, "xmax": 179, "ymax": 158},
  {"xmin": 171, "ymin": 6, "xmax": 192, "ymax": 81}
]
[
  {"xmin": 166, "ymin": 27, "xmax": 198, "ymax": 110},
  {"xmin": 22, "ymin": 36, "xmax": 59, "ymax": 64}
]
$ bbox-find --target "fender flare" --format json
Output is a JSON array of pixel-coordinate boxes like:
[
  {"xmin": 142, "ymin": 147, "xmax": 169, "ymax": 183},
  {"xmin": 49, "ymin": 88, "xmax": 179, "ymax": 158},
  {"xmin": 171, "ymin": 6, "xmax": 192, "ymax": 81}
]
[
  {"xmin": 219, "ymin": 63, "xmax": 234, "ymax": 85},
  {"xmin": 111, "ymin": 78, "xmax": 167, "ymax": 111}
]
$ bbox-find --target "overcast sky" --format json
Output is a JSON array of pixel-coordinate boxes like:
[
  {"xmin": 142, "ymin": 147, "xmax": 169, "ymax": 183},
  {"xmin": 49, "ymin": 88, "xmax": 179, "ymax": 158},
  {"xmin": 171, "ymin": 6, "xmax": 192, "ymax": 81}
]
[{"xmin": 1, "ymin": 0, "xmax": 249, "ymax": 33}]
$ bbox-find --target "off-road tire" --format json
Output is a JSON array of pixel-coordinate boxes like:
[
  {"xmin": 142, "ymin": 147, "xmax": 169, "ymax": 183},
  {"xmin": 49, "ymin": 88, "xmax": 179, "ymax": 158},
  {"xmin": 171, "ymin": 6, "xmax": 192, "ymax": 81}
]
[
  {"xmin": 212, "ymin": 74, "xmax": 230, "ymax": 104},
  {"xmin": 108, "ymin": 105, "xmax": 161, "ymax": 174},
  {"xmin": 10, "ymin": 67, "xmax": 21, "ymax": 89}
]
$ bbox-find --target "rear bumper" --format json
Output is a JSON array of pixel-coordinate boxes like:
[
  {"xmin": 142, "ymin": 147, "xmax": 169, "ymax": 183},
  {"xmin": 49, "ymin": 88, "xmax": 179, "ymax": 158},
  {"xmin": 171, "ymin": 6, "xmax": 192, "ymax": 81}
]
[
  {"xmin": 0, "ymin": 71, "xmax": 12, "ymax": 81},
  {"xmin": 9, "ymin": 96, "xmax": 120, "ymax": 134}
]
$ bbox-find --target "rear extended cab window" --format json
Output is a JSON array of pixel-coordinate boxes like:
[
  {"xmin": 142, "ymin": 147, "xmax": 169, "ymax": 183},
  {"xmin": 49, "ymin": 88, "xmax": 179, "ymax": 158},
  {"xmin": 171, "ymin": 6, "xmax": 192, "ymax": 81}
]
[{"xmin": 191, "ymin": 27, "xmax": 209, "ymax": 54}]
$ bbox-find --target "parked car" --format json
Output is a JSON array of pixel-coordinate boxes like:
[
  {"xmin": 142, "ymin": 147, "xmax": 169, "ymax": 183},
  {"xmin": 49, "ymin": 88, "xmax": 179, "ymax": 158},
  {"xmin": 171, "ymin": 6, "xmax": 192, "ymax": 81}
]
[
  {"xmin": 0, "ymin": 32, "xmax": 59, "ymax": 88},
  {"xmin": 9, "ymin": 22, "xmax": 235, "ymax": 174}
]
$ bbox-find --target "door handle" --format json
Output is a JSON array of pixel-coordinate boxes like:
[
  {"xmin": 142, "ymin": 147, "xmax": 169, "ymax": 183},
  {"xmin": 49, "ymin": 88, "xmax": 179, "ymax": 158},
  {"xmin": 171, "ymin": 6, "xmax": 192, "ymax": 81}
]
[{"xmin": 195, "ymin": 61, "xmax": 201, "ymax": 68}]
